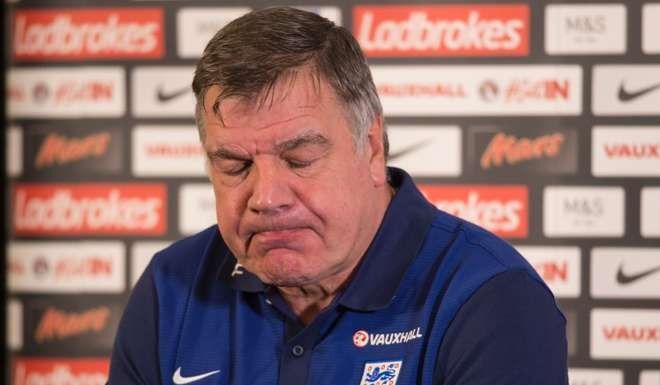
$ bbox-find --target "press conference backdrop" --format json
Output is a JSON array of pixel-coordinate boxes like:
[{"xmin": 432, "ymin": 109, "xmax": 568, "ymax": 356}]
[{"xmin": 4, "ymin": 1, "xmax": 660, "ymax": 384}]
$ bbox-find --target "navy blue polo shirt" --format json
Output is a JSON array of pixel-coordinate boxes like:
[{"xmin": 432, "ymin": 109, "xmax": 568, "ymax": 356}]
[{"xmin": 108, "ymin": 168, "xmax": 568, "ymax": 385}]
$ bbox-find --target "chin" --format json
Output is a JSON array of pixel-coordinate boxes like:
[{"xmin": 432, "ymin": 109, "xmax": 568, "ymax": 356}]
[{"xmin": 257, "ymin": 259, "xmax": 318, "ymax": 287}]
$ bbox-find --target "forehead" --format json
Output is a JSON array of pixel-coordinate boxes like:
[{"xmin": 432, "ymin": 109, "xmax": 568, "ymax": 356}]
[{"xmin": 203, "ymin": 70, "xmax": 342, "ymax": 132}]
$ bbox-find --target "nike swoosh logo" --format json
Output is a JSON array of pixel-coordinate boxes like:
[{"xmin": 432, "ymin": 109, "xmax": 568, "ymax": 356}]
[
  {"xmin": 172, "ymin": 367, "xmax": 221, "ymax": 384},
  {"xmin": 157, "ymin": 85, "xmax": 190, "ymax": 103},
  {"xmin": 617, "ymin": 81, "xmax": 660, "ymax": 102},
  {"xmin": 616, "ymin": 264, "xmax": 660, "ymax": 285},
  {"xmin": 388, "ymin": 140, "xmax": 431, "ymax": 161}
]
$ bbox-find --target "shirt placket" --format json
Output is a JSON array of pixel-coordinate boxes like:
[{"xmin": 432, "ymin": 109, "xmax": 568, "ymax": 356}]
[{"xmin": 264, "ymin": 289, "xmax": 341, "ymax": 385}]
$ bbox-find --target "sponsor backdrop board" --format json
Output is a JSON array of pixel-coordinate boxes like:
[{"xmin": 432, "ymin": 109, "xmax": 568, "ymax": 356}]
[{"xmin": 4, "ymin": 1, "xmax": 660, "ymax": 384}]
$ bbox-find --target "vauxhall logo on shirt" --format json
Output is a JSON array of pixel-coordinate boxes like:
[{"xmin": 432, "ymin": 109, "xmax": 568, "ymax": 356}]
[{"xmin": 353, "ymin": 327, "xmax": 423, "ymax": 348}]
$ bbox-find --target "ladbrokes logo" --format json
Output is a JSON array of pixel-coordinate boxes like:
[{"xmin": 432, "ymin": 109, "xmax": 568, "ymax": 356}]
[
  {"xmin": 12, "ymin": 8, "xmax": 164, "ymax": 60},
  {"xmin": 12, "ymin": 184, "xmax": 166, "ymax": 236},
  {"xmin": 419, "ymin": 185, "xmax": 528, "ymax": 238},
  {"xmin": 354, "ymin": 5, "xmax": 528, "ymax": 57},
  {"xmin": 591, "ymin": 309, "xmax": 660, "ymax": 359},
  {"xmin": 12, "ymin": 358, "xmax": 109, "ymax": 385}
]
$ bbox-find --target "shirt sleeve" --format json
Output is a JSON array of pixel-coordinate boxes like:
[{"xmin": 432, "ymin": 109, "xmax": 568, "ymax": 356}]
[
  {"xmin": 107, "ymin": 262, "xmax": 162, "ymax": 385},
  {"xmin": 434, "ymin": 269, "xmax": 568, "ymax": 385}
]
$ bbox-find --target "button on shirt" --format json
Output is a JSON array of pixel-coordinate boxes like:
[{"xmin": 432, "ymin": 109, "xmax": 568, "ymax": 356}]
[{"xmin": 108, "ymin": 167, "xmax": 568, "ymax": 385}]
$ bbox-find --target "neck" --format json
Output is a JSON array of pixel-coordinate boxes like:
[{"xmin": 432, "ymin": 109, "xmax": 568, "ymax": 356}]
[{"xmin": 277, "ymin": 183, "xmax": 394, "ymax": 325}]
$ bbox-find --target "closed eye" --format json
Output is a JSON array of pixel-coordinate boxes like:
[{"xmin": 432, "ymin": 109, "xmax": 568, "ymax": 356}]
[{"xmin": 223, "ymin": 159, "xmax": 253, "ymax": 176}]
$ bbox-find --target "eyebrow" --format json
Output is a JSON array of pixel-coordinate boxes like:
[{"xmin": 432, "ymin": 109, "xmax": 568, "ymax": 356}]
[
  {"xmin": 208, "ymin": 132, "xmax": 330, "ymax": 160},
  {"xmin": 207, "ymin": 147, "xmax": 248, "ymax": 160},
  {"xmin": 274, "ymin": 132, "xmax": 330, "ymax": 153}
]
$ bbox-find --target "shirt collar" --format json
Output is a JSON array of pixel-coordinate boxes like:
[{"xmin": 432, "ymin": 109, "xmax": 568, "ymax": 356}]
[
  {"xmin": 216, "ymin": 167, "xmax": 439, "ymax": 309},
  {"xmin": 337, "ymin": 167, "xmax": 438, "ymax": 311}
]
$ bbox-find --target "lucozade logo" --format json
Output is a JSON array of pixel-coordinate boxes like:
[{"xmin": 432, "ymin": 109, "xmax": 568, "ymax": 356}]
[{"xmin": 354, "ymin": 5, "xmax": 529, "ymax": 57}]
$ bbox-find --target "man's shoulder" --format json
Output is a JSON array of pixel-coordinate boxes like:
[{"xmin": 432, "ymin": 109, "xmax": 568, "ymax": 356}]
[{"xmin": 429, "ymin": 209, "xmax": 532, "ymax": 272}]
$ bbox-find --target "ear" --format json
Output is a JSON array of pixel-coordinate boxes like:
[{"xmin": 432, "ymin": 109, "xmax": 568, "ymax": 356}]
[{"xmin": 366, "ymin": 116, "xmax": 387, "ymax": 187}]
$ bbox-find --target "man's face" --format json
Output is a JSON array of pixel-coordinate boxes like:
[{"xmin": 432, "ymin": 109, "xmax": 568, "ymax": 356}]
[{"xmin": 202, "ymin": 71, "xmax": 388, "ymax": 287}]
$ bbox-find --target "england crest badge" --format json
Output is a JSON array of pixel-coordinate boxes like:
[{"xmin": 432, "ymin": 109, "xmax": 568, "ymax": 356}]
[{"xmin": 359, "ymin": 360, "xmax": 403, "ymax": 385}]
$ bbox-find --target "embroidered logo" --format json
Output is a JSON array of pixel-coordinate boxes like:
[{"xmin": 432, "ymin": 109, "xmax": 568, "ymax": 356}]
[
  {"xmin": 353, "ymin": 327, "xmax": 423, "ymax": 348},
  {"xmin": 353, "ymin": 330, "xmax": 369, "ymax": 347},
  {"xmin": 231, "ymin": 262, "xmax": 244, "ymax": 277},
  {"xmin": 359, "ymin": 360, "xmax": 402, "ymax": 385}
]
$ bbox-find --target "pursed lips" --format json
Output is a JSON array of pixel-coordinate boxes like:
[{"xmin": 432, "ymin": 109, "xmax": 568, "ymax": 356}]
[{"xmin": 245, "ymin": 226, "xmax": 309, "ymax": 253}]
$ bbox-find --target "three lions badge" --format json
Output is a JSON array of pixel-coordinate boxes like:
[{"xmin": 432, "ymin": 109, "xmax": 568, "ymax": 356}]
[{"xmin": 359, "ymin": 360, "xmax": 402, "ymax": 385}]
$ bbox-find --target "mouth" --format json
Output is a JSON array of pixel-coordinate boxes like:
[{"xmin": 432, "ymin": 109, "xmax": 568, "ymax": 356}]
[{"xmin": 246, "ymin": 227, "xmax": 308, "ymax": 254}]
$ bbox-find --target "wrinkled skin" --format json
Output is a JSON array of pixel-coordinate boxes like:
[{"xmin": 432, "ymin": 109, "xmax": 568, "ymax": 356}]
[{"xmin": 201, "ymin": 69, "xmax": 390, "ymax": 316}]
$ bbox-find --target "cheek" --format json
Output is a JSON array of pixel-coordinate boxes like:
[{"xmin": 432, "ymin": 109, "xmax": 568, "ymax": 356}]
[{"xmin": 213, "ymin": 190, "xmax": 244, "ymax": 244}]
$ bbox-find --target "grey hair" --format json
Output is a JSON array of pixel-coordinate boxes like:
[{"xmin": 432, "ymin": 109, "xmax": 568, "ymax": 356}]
[{"xmin": 191, "ymin": 6, "xmax": 387, "ymax": 156}]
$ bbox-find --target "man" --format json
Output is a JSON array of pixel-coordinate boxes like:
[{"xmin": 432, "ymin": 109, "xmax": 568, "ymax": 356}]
[{"xmin": 109, "ymin": 7, "xmax": 567, "ymax": 385}]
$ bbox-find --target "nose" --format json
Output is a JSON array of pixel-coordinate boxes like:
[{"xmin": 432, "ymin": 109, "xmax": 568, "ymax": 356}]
[{"xmin": 247, "ymin": 161, "xmax": 294, "ymax": 215}]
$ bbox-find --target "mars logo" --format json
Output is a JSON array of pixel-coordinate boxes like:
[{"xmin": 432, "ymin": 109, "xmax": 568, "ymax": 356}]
[
  {"xmin": 354, "ymin": 5, "xmax": 528, "ymax": 57},
  {"xmin": 25, "ymin": 127, "xmax": 122, "ymax": 177},
  {"xmin": 12, "ymin": 358, "xmax": 109, "ymax": 385},
  {"xmin": 12, "ymin": 8, "xmax": 164, "ymax": 60},
  {"xmin": 35, "ymin": 132, "xmax": 111, "ymax": 169},
  {"xmin": 34, "ymin": 306, "xmax": 111, "ymax": 343},
  {"xmin": 12, "ymin": 183, "xmax": 167, "ymax": 236},
  {"xmin": 420, "ymin": 185, "xmax": 528, "ymax": 238},
  {"xmin": 484, "ymin": 132, "xmax": 565, "ymax": 168},
  {"xmin": 353, "ymin": 330, "xmax": 369, "ymax": 347}
]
